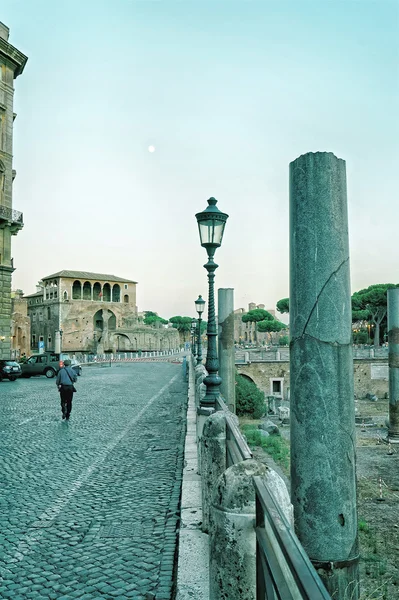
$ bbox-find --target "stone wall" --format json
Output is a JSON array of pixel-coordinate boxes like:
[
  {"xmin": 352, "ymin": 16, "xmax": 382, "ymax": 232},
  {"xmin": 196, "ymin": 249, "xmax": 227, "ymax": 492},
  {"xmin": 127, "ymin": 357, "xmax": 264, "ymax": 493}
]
[
  {"xmin": 0, "ymin": 266, "xmax": 12, "ymax": 357},
  {"xmin": 0, "ymin": 25, "xmax": 27, "ymax": 359},
  {"xmin": 237, "ymin": 358, "xmax": 389, "ymax": 400},
  {"xmin": 11, "ymin": 296, "xmax": 30, "ymax": 358}
]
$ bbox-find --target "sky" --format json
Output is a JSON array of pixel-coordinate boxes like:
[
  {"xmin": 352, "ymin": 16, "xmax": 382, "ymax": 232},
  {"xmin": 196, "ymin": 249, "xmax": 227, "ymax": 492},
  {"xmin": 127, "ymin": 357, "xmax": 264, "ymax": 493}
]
[{"xmin": 2, "ymin": 0, "xmax": 399, "ymax": 319}]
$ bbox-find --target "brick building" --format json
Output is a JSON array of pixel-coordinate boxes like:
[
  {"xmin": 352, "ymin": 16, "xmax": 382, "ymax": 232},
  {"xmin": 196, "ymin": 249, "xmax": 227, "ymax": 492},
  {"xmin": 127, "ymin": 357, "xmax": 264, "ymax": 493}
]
[
  {"xmin": 0, "ymin": 23, "xmax": 27, "ymax": 358},
  {"xmin": 25, "ymin": 270, "xmax": 179, "ymax": 354}
]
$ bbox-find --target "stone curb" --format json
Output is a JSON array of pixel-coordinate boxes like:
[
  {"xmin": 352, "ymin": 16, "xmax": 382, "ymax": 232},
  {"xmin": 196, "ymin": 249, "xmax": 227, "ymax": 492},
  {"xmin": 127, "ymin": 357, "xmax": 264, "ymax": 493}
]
[{"xmin": 175, "ymin": 361, "xmax": 209, "ymax": 600}]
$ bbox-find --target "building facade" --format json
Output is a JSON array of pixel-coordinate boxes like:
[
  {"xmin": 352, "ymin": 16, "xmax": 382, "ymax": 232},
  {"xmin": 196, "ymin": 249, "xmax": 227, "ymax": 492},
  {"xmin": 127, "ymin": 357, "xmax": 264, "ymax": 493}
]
[
  {"xmin": 234, "ymin": 303, "xmax": 284, "ymax": 345},
  {"xmin": 0, "ymin": 23, "xmax": 27, "ymax": 359},
  {"xmin": 26, "ymin": 270, "xmax": 179, "ymax": 354},
  {"xmin": 11, "ymin": 289, "xmax": 30, "ymax": 358}
]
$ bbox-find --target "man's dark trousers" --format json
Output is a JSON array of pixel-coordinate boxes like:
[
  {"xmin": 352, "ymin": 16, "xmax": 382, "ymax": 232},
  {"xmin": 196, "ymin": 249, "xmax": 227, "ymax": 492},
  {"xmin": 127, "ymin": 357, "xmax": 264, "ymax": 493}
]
[{"xmin": 60, "ymin": 386, "xmax": 74, "ymax": 419}]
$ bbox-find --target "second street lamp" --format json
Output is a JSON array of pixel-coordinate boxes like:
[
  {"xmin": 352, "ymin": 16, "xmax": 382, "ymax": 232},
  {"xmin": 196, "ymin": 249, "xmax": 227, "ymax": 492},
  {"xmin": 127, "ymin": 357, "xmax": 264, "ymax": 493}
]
[
  {"xmin": 195, "ymin": 294, "xmax": 205, "ymax": 365},
  {"xmin": 191, "ymin": 319, "xmax": 197, "ymax": 359},
  {"xmin": 195, "ymin": 197, "xmax": 229, "ymax": 407}
]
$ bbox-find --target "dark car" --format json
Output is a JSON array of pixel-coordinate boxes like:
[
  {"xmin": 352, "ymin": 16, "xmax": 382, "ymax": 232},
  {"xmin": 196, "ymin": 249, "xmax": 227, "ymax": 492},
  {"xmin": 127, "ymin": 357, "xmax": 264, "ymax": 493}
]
[
  {"xmin": 20, "ymin": 353, "xmax": 82, "ymax": 379},
  {"xmin": 0, "ymin": 360, "xmax": 22, "ymax": 382}
]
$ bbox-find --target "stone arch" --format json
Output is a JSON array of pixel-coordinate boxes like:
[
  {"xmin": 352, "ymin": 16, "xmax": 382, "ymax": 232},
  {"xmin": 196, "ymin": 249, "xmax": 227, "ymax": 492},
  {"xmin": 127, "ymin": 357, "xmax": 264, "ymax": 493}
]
[
  {"xmin": 112, "ymin": 284, "xmax": 121, "ymax": 303},
  {"xmin": 72, "ymin": 280, "xmax": 82, "ymax": 300},
  {"xmin": 93, "ymin": 282, "xmax": 101, "ymax": 301},
  {"xmin": 63, "ymin": 290, "xmax": 68, "ymax": 300},
  {"xmin": 108, "ymin": 312, "xmax": 116, "ymax": 330},
  {"xmin": 103, "ymin": 283, "xmax": 111, "ymax": 302},
  {"xmin": 83, "ymin": 281, "xmax": 91, "ymax": 300},
  {"xmin": 93, "ymin": 309, "xmax": 104, "ymax": 331},
  {"xmin": 115, "ymin": 334, "xmax": 130, "ymax": 351},
  {"xmin": 124, "ymin": 294, "xmax": 129, "ymax": 303}
]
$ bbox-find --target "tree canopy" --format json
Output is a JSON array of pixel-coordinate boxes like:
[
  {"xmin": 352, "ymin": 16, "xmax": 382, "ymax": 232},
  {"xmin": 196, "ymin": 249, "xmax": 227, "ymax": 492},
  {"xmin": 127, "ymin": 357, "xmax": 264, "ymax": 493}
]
[
  {"xmin": 242, "ymin": 308, "xmax": 287, "ymax": 336},
  {"xmin": 351, "ymin": 283, "xmax": 399, "ymax": 346},
  {"xmin": 276, "ymin": 298, "xmax": 289, "ymax": 314},
  {"xmin": 169, "ymin": 316, "xmax": 193, "ymax": 332},
  {"xmin": 143, "ymin": 311, "xmax": 168, "ymax": 326},
  {"xmin": 242, "ymin": 308, "xmax": 274, "ymax": 323},
  {"xmin": 276, "ymin": 283, "xmax": 399, "ymax": 346},
  {"xmin": 257, "ymin": 319, "xmax": 287, "ymax": 333}
]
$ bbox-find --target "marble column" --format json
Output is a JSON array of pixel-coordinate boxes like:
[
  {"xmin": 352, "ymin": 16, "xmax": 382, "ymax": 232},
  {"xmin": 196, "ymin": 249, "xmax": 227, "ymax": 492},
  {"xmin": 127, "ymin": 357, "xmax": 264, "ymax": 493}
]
[
  {"xmin": 388, "ymin": 288, "xmax": 399, "ymax": 441},
  {"xmin": 290, "ymin": 152, "xmax": 359, "ymax": 598},
  {"xmin": 218, "ymin": 288, "xmax": 236, "ymax": 413}
]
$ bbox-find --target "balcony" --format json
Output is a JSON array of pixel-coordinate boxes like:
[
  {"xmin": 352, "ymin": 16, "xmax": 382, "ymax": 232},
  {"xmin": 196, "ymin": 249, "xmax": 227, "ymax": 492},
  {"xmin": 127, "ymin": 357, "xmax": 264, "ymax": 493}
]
[{"xmin": 0, "ymin": 205, "xmax": 24, "ymax": 233}]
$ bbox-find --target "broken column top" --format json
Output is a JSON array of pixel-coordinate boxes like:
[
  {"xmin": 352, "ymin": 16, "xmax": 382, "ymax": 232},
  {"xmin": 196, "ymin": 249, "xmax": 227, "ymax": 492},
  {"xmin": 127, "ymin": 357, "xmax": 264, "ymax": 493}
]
[{"xmin": 290, "ymin": 151, "xmax": 345, "ymax": 166}]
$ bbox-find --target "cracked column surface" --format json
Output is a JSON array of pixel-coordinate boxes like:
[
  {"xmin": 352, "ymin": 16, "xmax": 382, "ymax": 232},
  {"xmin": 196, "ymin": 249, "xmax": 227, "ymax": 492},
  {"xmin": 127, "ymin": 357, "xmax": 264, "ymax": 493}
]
[
  {"xmin": 289, "ymin": 152, "xmax": 359, "ymax": 599},
  {"xmin": 388, "ymin": 289, "xmax": 399, "ymax": 441}
]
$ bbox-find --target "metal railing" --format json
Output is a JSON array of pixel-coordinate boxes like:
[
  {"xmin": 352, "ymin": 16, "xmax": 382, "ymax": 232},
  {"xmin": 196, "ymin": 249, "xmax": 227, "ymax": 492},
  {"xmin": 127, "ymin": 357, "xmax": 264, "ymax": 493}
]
[
  {"xmin": 212, "ymin": 391, "xmax": 331, "ymax": 599},
  {"xmin": 0, "ymin": 205, "xmax": 23, "ymax": 224},
  {"xmin": 216, "ymin": 396, "xmax": 253, "ymax": 466},
  {"xmin": 236, "ymin": 346, "xmax": 389, "ymax": 363},
  {"xmin": 254, "ymin": 477, "xmax": 331, "ymax": 599}
]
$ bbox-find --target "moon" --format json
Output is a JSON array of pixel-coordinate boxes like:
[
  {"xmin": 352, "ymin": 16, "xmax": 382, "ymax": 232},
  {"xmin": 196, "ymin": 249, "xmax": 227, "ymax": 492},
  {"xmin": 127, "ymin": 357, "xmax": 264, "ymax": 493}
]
[{"xmin": 148, "ymin": 145, "xmax": 156, "ymax": 153}]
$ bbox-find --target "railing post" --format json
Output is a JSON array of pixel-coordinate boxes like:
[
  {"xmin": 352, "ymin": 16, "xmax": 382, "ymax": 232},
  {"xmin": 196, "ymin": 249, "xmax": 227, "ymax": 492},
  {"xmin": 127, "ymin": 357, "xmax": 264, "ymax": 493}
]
[
  {"xmin": 209, "ymin": 459, "xmax": 292, "ymax": 600},
  {"xmin": 200, "ymin": 411, "xmax": 226, "ymax": 533}
]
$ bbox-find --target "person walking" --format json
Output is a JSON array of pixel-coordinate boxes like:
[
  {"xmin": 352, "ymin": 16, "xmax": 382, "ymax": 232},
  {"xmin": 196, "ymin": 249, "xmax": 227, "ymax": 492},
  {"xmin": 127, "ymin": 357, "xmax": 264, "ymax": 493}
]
[{"xmin": 56, "ymin": 359, "xmax": 77, "ymax": 420}]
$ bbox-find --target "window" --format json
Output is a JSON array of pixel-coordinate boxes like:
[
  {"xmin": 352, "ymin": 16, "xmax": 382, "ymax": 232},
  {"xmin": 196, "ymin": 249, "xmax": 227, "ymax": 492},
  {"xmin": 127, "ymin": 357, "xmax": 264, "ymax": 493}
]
[
  {"xmin": 48, "ymin": 335, "xmax": 52, "ymax": 345},
  {"xmin": 32, "ymin": 334, "xmax": 36, "ymax": 345},
  {"xmin": 124, "ymin": 284, "xmax": 128, "ymax": 290},
  {"xmin": 270, "ymin": 378, "xmax": 284, "ymax": 398},
  {"xmin": 47, "ymin": 307, "xmax": 51, "ymax": 319}
]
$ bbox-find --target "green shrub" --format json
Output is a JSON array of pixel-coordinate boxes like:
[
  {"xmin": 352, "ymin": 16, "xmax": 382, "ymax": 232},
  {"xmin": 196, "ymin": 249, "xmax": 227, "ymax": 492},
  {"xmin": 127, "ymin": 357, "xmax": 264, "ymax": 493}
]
[
  {"xmin": 241, "ymin": 424, "xmax": 290, "ymax": 470},
  {"xmin": 235, "ymin": 375, "xmax": 265, "ymax": 419},
  {"xmin": 278, "ymin": 335, "xmax": 289, "ymax": 346}
]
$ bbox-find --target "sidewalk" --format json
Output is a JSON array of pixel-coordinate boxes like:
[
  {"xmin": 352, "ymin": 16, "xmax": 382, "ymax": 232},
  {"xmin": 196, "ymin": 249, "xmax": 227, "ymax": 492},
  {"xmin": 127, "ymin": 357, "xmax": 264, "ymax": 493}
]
[{"xmin": 176, "ymin": 363, "xmax": 209, "ymax": 599}]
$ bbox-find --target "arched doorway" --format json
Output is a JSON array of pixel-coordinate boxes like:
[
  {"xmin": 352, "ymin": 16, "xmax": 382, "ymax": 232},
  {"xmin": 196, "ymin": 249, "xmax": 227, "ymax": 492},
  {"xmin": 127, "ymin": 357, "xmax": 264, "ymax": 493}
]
[
  {"xmin": 83, "ymin": 281, "xmax": 91, "ymax": 300},
  {"xmin": 103, "ymin": 283, "xmax": 111, "ymax": 302},
  {"xmin": 72, "ymin": 280, "xmax": 81, "ymax": 300},
  {"xmin": 116, "ymin": 334, "xmax": 130, "ymax": 351},
  {"xmin": 93, "ymin": 310, "xmax": 104, "ymax": 331},
  {"xmin": 93, "ymin": 282, "xmax": 102, "ymax": 301},
  {"xmin": 112, "ymin": 284, "xmax": 121, "ymax": 302}
]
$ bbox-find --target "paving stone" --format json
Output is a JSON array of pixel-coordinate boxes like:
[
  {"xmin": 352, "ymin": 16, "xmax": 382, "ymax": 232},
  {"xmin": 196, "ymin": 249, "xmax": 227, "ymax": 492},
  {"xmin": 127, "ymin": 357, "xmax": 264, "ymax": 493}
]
[{"xmin": 0, "ymin": 363, "xmax": 187, "ymax": 598}]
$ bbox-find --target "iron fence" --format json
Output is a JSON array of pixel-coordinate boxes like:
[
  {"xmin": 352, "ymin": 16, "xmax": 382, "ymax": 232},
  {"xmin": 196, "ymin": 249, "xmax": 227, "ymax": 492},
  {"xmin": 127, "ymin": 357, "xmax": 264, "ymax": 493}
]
[
  {"xmin": 216, "ymin": 396, "xmax": 252, "ymax": 466},
  {"xmin": 254, "ymin": 477, "xmax": 331, "ymax": 600}
]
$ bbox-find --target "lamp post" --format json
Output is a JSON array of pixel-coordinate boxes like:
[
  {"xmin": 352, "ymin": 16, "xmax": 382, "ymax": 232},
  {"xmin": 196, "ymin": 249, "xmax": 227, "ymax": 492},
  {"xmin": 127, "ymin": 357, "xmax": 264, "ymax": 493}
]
[
  {"xmin": 191, "ymin": 319, "xmax": 197, "ymax": 359},
  {"xmin": 195, "ymin": 294, "xmax": 205, "ymax": 365},
  {"xmin": 195, "ymin": 197, "xmax": 229, "ymax": 407}
]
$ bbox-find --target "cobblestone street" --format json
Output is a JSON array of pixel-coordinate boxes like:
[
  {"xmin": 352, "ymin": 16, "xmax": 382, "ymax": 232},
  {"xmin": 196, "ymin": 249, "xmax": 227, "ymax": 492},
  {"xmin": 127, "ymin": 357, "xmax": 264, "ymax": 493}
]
[{"xmin": 0, "ymin": 362, "xmax": 187, "ymax": 600}]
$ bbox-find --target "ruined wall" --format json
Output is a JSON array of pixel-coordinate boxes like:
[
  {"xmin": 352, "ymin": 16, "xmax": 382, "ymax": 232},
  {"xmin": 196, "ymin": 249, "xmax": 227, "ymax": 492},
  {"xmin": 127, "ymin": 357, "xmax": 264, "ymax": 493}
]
[{"xmin": 237, "ymin": 358, "xmax": 389, "ymax": 400}]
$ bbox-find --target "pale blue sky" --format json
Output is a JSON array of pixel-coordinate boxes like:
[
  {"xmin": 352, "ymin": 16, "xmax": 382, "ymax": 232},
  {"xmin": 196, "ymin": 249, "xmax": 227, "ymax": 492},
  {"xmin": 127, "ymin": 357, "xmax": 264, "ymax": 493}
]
[{"xmin": 2, "ymin": 0, "xmax": 399, "ymax": 317}]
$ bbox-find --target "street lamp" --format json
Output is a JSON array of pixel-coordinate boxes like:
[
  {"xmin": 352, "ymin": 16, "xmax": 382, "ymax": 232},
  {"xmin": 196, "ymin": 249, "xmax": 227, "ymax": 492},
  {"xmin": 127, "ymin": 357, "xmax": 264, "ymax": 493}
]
[
  {"xmin": 195, "ymin": 197, "xmax": 229, "ymax": 407},
  {"xmin": 195, "ymin": 294, "xmax": 205, "ymax": 365},
  {"xmin": 191, "ymin": 319, "xmax": 197, "ymax": 358}
]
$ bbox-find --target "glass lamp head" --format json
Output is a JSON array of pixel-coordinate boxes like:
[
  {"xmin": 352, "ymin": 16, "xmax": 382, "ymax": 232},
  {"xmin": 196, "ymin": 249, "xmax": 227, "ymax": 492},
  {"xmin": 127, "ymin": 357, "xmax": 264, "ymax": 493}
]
[
  {"xmin": 195, "ymin": 295, "xmax": 205, "ymax": 315},
  {"xmin": 195, "ymin": 197, "xmax": 228, "ymax": 250}
]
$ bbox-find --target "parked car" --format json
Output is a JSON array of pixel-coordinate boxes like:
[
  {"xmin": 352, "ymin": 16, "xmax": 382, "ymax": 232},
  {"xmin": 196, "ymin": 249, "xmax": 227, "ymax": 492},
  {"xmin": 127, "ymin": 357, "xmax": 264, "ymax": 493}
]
[
  {"xmin": 20, "ymin": 353, "xmax": 82, "ymax": 378},
  {"xmin": 0, "ymin": 360, "xmax": 22, "ymax": 382}
]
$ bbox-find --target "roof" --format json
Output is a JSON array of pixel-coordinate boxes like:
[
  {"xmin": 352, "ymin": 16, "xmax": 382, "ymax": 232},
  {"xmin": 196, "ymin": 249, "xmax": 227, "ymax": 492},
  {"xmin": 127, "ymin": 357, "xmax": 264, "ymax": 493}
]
[
  {"xmin": 24, "ymin": 292, "xmax": 43, "ymax": 298},
  {"xmin": 42, "ymin": 270, "xmax": 137, "ymax": 284}
]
